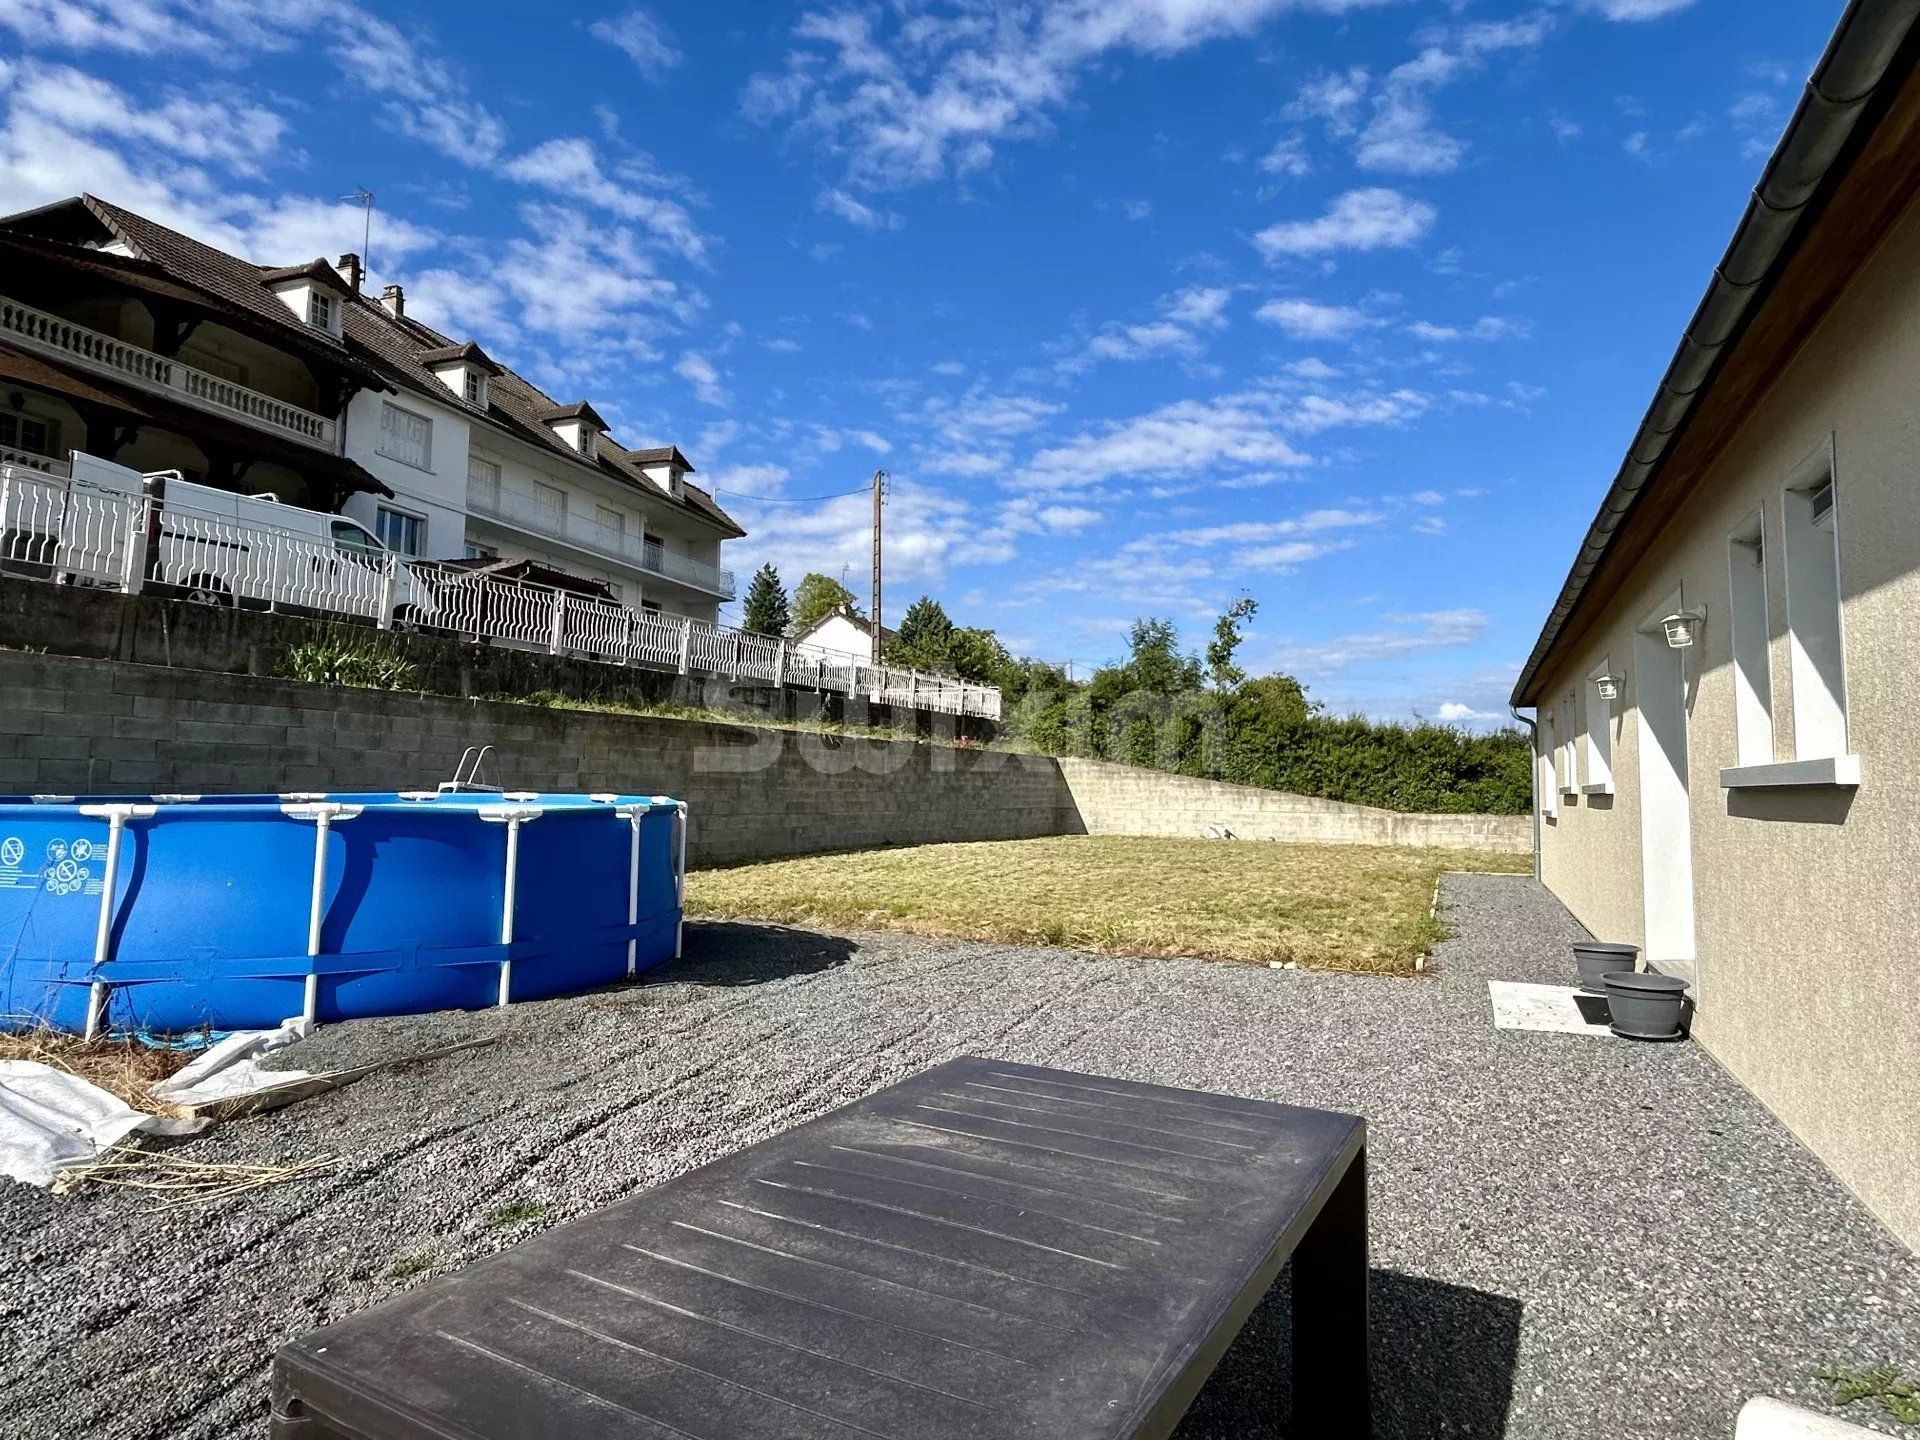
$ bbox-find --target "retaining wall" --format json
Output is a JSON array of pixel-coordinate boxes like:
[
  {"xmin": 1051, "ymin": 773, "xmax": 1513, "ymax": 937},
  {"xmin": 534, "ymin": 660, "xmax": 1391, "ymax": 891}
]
[
  {"xmin": 1057, "ymin": 758, "xmax": 1531, "ymax": 852},
  {"xmin": 0, "ymin": 651, "xmax": 1529, "ymax": 864}
]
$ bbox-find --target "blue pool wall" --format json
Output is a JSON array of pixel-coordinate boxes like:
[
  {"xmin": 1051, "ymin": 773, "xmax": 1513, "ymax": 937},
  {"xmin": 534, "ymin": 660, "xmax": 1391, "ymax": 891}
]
[{"xmin": 0, "ymin": 792, "xmax": 684, "ymax": 1034}]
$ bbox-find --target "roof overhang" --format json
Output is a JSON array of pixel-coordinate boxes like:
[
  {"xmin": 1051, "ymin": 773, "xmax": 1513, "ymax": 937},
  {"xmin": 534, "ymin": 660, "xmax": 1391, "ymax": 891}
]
[{"xmin": 1511, "ymin": 0, "xmax": 1920, "ymax": 707}]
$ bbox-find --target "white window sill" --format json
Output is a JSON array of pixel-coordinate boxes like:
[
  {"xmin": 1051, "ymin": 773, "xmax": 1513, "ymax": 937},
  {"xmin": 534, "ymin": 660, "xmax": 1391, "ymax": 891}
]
[
  {"xmin": 1720, "ymin": 755, "xmax": 1861, "ymax": 789},
  {"xmin": 1580, "ymin": 781, "xmax": 1613, "ymax": 796}
]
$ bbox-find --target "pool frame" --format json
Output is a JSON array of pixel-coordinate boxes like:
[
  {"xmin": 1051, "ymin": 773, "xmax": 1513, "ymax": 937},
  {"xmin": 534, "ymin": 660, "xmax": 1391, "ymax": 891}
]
[{"xmin": 0, "ymin": 790, "xmax": 688, "ymax": 1037}]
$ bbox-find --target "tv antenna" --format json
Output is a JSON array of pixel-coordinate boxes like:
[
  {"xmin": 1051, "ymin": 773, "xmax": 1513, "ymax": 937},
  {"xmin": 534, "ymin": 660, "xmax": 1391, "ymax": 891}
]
[{"xmin": 342, "ymin": 188, "xmax": 375, "ymax": 275}]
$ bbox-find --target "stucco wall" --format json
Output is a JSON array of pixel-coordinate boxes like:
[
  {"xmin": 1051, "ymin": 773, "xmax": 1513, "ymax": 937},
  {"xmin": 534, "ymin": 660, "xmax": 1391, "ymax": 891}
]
[
  {"xmin": 1532, "ymin": 191, "xmax": 1920, "ymax": 1249},
  {"xmin": 1059, "ymin": 759, "xmax": 1530, "ymax": 852}
]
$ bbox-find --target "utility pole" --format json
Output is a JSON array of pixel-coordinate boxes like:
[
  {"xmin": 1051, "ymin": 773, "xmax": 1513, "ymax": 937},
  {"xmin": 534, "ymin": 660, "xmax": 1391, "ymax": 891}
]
[{"xmin": 870, "ymin": 469, "xmax": 887, "ymax": 663}]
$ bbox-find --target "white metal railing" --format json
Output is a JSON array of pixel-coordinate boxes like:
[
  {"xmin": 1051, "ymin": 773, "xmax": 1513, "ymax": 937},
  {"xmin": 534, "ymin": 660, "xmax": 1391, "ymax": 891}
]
[
  {"xmin": 0, "ymin": 296, "xmax": 337, "ymax": 450},
  {"xmin": 466, "ymin": 478, "xmax": 736, "ymax": 598},
  {"xmin": 1, "ymin": 462, "xmax": 1001, "ymax": 720}
]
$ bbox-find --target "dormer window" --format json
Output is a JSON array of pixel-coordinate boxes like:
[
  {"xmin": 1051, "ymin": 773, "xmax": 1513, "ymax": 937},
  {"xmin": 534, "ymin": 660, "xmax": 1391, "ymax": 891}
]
[
  {"xmin": 419, "ymin": 341, "xmax": 502, "ymax": 412},
  {"xmin": 260, "ymin": 259, "xmax": 349, "ymax": 339},
  {"xmin": 535, "ymin": 401, "xmax": 609, "ymax": 467}
]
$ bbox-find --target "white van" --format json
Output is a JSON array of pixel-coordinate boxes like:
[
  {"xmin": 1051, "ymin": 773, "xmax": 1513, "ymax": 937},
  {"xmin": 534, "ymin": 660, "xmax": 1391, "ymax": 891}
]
[{"xmin": 0, "ymin": 452, "xmax": 432, "ymax": 625}]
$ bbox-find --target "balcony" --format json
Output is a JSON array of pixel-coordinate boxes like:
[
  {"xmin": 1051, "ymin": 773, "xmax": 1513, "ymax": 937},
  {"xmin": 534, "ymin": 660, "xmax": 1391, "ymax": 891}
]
[
  {"xmin": 0, "ymin": 445, "xmax": 68, "ymax": 477},
  {"xmin": 0, "ymin": 295, "xmax": 338, "ymax": 450},
  {"xmin": 467, "ymin": 478, "xmax": 736, "ymax": 598}
]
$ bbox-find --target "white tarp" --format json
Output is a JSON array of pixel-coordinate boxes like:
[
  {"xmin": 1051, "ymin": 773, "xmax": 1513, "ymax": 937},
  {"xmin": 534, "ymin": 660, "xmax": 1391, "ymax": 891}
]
[
  {"xmin": 1488, "ymin": 979, "xmax": 1614, "ymax": 1037},
  {"xmin": 0, "ymin": 1061, "xmax": 204, "ymax": 1187},
  {"xmin": 151, "ymin": 1016, "xmax": 314, "ymax": 1109}
]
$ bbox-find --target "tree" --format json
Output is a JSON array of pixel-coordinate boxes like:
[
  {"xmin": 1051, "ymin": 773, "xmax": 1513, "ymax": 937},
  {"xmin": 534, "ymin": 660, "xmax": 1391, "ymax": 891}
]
[
  {"xmin": 947, "ymin": 627, "xmax": 1012, "ymax": 684},
  {"xmin": 740, "ymin": 563, "xmax": 791, "ymax": 637},
  {"xmin": 1119, "ymin": 617, "xmax": 1203, "ymax": 696},
  {"xmin": 888, "ymin": 595, "xmax": 956, "ymax": 669},
  {"xmin": 1206, "ymin": 596, "xmax": 1258, "ymax": 691},
  {"xmin": 792, "ymin": 572, "xmax": 862, "ymax": 632}
]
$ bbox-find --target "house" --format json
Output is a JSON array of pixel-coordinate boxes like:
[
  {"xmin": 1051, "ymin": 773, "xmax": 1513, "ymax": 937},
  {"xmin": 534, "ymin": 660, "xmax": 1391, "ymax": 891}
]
[
  {"xmin": 792, "ymin": 608, "xmax": 895, "ymax": 663},
  {"xmin": 0, "ymin": 195, "xmax": 742, "ymax": 623},
  {"xmin": 1511, "ymin": 0, "xmax": 1920, "ymax": 1251}
]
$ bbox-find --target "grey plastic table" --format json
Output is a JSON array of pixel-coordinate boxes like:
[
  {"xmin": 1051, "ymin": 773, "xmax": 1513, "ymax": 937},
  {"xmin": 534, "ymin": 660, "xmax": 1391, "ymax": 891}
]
[{"xmin": 271, "ymin": 1057, "xmax": 1369, "ymax": 1439}]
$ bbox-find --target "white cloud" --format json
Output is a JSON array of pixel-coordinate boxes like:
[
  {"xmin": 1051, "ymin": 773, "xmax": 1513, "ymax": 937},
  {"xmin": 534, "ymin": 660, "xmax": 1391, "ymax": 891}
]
[
  {"xmin": 761, "ymin": 336, "xmax": 803, "ymax": 353},
  {"xmin": 930, "ymin": 359, "xmax": 967, "ymax": 376},
  {"xmin": 675, "ymin": 351, "xmax": 727, "ymax": 406},
  {"xmin": 705, "ymin": 462, "xmax": 790, "ymax": 497},
  {"xmin": 846, "ymin": 428, "xmax": 892, "ymax": 454},
  {"xmin": 1269, "ymin": 608, "xmax": 1488, "ymax": 679},
  {"xmin": 1037, "ymin": 503, "xmax": 1100, "ymax": 533},
  {"xmin": 1255, "ymin": 297, "xmax": 1373, "ymax": 340},
  {"xmin": 1258, "ymin": 134, "xmax": 1311, "ymax": 177},
  {"xmin": 1066, "ymin": 284, "xmax": 1233, "ymax": 371},
  {"xmin": 1408, "ymin": 315, "xmax": 1529, "ymax": 342},
  {"xmin": 1252, "ymin": 187, "xmax": 1435, "ymax": 259},
  {"xmin": 816, "ymin": 186, "xmax": 904, "ymax": 230},
  {"xmin": 500, "ymin": 137, "xmax": 707, "ymax": 264},
  {"xmin": 1159, "ymin": 508, "xmax": 1381, "ymax": 546},
  {"xmin": 1437, "ymin": 701, "xmax": 1500, "ymax": 722},
  {"xmin": 1015, "ymin": 380, "xmax": 1427, "ymax": 491},
  {"xmin": 590, "ymin": 9, "xmax": 682, "ymax": 74},
  {"xmin": 743, "ymin": 1, "xmax": 1393, "ymax": 191},
  {"xmin": 1582, "ymin": 0, "xmax": 1697, "ymax": 18}
]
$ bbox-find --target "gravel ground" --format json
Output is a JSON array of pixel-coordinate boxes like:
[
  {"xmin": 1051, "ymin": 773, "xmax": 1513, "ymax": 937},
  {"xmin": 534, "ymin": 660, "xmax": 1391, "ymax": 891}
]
[{"xmin": 2, "ymin": 873, "xmax": 1915, "ymax": 1439}]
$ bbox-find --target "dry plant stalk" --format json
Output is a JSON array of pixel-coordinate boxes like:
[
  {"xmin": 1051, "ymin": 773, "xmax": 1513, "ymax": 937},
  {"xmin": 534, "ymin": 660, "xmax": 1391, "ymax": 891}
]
[
  {"xmin": 51, "ymin": 1146, "xmax": 340, "ymax": 1209},
  {"xmin": 0, "ymin": 1020, "xmax": 197, "ymax": 1117}
]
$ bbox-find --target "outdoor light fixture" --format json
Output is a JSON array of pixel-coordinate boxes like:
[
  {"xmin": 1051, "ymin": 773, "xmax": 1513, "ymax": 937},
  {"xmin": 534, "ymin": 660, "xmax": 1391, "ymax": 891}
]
[
  {"xmin": 1661, "ymin": 607, "xmax": 1706, "ymax": 650},
  {"xmin": 1594, "ymin": 673, "xmax": 1620, "ymax": 700}
]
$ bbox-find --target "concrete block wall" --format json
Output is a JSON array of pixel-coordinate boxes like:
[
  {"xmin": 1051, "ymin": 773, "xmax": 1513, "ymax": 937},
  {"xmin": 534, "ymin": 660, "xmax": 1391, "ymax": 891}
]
[
  {"xmin": 1057, "ymin": 758, "xmax": 1531, "ymax": 853},
  {"xmin": 0, "ymin": 652, "xmax": 1526, "ymax": 864},
  {"xmin": 0, "ymin": 652, "xmax": 1073, "ymax": 866}
]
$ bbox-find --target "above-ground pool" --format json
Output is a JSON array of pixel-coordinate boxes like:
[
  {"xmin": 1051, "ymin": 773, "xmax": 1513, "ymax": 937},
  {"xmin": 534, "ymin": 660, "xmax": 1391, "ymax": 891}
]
[{"xmin": 0, "ymin": 790, "xmax": 686, "ymax": 1036}]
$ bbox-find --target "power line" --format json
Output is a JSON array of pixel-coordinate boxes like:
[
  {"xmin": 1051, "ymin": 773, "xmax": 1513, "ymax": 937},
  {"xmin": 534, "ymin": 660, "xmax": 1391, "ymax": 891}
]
[{"xmin": 711, "ymin": 484, "xmax": 873, "ymax": 503}]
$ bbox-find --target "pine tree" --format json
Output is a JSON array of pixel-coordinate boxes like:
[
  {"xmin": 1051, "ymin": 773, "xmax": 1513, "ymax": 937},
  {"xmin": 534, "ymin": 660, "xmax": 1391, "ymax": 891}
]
[
  {"xmin": 741, "ymin": 563, "xmax": 792, "ymax": 636},
  {"xmin": 889, "ymin": 595, "xmax": 955, "ymax": 669}
]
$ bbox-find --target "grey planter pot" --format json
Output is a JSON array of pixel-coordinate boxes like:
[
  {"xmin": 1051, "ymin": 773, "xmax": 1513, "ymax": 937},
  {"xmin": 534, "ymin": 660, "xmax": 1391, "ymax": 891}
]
[
  {"xmin": 1572, "ymin": 940, "xmax": 1639, "ymax": 994},
  {"xmin": 1602, "ymin": 971, "xmax": 1690, "ymax": 1041}
]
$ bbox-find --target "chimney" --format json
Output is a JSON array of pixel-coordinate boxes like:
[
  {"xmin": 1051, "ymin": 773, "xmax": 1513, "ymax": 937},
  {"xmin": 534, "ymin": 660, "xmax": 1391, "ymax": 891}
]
[
  {"xmin": 337, "ymin": 253, "xmax": 363, "ymax": 292},
  {"xmin": 381, "ymin": 283, "xmax": 405, "ymax": 318}
]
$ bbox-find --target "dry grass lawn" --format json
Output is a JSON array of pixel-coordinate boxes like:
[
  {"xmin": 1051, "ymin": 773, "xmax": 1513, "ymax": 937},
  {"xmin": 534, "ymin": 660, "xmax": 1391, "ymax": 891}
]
[{"xmin": 687, "ymin": 835, "xmax": 1530, "ymax": 974}]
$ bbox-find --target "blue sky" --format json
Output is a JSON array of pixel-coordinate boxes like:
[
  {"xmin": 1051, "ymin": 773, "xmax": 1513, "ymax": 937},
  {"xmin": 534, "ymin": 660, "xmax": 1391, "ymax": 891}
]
[{"xmin": 0, "ymin": 0, "xmax": 1842, "ymax": 720}]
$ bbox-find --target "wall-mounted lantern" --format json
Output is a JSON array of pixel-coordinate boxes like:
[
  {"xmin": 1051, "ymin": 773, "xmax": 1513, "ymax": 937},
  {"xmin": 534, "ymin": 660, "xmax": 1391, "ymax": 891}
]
[
  {"xmin": 1661, "ymin": 607, "xmax": 1706, "ymax": 650},
  {"xmin": 1594, "ymin": 672, "xmax": 1620, "ymax": 701}
]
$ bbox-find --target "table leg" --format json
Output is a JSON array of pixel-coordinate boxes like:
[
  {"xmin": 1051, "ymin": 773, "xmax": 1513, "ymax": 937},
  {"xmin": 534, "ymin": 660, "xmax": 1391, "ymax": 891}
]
[{"xmin": 1292, "ymin": 1147, "xmax": 1370, "ymax": 1435}]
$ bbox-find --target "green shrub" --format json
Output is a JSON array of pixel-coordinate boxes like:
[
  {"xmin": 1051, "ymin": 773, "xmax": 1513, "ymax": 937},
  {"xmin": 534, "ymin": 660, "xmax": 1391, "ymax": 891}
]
[{"xmin": 276, "ymin": 639, "xmax": 420, "ymax": 692}]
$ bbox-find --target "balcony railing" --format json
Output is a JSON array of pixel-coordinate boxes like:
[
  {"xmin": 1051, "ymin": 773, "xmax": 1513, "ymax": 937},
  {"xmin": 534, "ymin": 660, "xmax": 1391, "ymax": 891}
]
[
  {"xmin": 0, "ymin": 461, "xmax": 998, "ymax": 719},
  {"xmin": 467, "ymin": 478, "xmax": 736, "ymax": 598},
  {"xmin": 0, "ymin": 446, "xmax": 67, "ymax": 477},
  {"xmin": 0, "ymin": 296, "xmax": 337, "ymax": 450}
]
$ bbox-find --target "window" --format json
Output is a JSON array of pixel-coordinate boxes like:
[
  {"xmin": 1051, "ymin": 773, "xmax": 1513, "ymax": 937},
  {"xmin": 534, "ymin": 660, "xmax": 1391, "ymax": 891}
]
[
  {"xmin": 604, "ymin": 580, "xmax": 623, "ymax": 603},
  {"xmin": 467, "ymin": 455, "xmax": 500, "ymax": 509},
  {"xmin": 641, "ymin": 600, "xmax": 662, "ymax": 615},
  {"xmin": 374, "ymin": 506, "xmax": 426, "ymax": 557},
  {"xmin": 329, "ymin": 520, "xmax": 385, "ymax": 560},
  {"xmin": 1782, "ymin": 446, "xmax": 1848, "ymax": 760},
  {"xmin": 594, "ymin": 505, "xmax": 625, "ymax": 542},
  {"xmin": 577, "ymin": 427, "xmax": 598, "ymax": 459},
  {"xmin": 0, "ymin": 411, "xmax": 56, "ymax": 458},
  {"xmin": 1727, "ymin": 513, "xmax": 1774, "ymax": 767},
  {"xmin": 530, "ymin": 479, "xmax": 566, "ymax": 521},
  {"xmin": 462, "ymin": 369, "xmax": 487, "ymax": 408},
  {"xmin": 309, "ymin": 291, "xmax": 334, "ymax": 332},
  {"xmin": 1561, "ymin": 689, "xmax": 1579, "ymax": 795},
  {"xmin": 643, "ymin": 534, "xmax": 664, "ymax": 572},
  {"xmin": 377, "ymin": 402, "xmax": 432, "ymax": 470},
  {"xmin": 1539, "ymin": 711, "xmax": 1558, "ymax": 819},
  {"xmin": 464, "ymin": 541, "xmax": 497, "ymax": 561},
  {"xmin": 1582, "ymin": 663, "xmax": 1614, "ymax": 793}
]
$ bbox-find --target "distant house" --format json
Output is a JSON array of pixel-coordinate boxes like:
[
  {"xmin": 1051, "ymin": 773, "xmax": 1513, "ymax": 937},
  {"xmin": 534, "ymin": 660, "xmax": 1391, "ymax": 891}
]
[
  {"xmin": 0, "ymin": 195, "xmax": 743, "ymax": 623},
  {"xmin": 1511, "ymin": 0, "xmax": 1920, "ymax": 1250},
  {"xmin": 792, "ymin": 608, "xmax": 895, "ymax": 663}
]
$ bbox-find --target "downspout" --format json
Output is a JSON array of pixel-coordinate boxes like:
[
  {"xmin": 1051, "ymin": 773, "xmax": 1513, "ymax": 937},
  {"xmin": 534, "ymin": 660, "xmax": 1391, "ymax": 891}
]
[{"xmin": 1511, "ymin": 704, "xmax": 1541, "ymax": 882}]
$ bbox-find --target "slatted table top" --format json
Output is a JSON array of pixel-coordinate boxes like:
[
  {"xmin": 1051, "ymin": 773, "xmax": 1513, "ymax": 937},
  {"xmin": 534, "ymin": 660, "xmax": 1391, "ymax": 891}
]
[{"xmin": 271, "ymin": 1057, "xmax": 1366, "ymax": 1440}]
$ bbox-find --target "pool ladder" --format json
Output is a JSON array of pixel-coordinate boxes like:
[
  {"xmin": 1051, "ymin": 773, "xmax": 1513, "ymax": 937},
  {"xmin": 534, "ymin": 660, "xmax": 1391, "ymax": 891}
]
[{"xmin": 439, "ymin": 746, "xmax": 504, "ymax": 795}]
